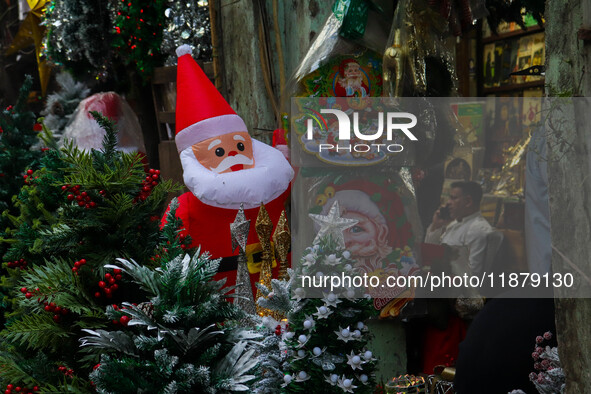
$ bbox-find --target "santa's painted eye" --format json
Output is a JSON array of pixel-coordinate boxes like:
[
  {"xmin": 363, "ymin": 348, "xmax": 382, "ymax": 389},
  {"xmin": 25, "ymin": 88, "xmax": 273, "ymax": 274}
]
[
  {"xmin": 215, "ymin": 147, "xmax": 225, "ymax": 157},
  {"xmin": 237, "ymin": 142, "xmax": 245, "ymax": 151}
]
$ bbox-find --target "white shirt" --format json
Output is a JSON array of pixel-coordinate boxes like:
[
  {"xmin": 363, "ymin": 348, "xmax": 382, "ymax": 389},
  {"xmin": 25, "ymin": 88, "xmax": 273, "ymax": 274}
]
[{"xmin": 425, "ymin": 211, "xmax": 493, "ymax": 275}]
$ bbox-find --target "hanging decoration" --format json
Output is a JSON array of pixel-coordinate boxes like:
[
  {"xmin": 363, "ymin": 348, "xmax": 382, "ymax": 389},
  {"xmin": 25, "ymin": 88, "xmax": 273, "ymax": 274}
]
[
  {"xmin": 230, "ymin": 203, "xmax": 257, "ymax": 316},
  {"xmin": 255, "ymin": 203, "xmax": 274, "ymax": 316},
  {"xmin": 273, "ymin": 210, "xmax": 290, "ymax": 281},
  {"xmin": 5, "ymin": 0, "xmax": 51, "ymax": 95}
]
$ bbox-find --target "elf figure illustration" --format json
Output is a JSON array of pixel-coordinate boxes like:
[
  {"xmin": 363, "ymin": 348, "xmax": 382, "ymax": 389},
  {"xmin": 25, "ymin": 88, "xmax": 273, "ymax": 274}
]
[{"xmin": 164, "ymin": 45, "xmax": 293, "ymax": 297}]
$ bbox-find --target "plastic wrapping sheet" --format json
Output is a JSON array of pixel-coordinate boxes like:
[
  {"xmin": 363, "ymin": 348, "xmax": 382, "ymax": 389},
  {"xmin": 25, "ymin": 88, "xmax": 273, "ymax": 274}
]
[
  {"xmin": 61, "ymin": 92, "xmax": 146, "ymax": 154},
  {"xmin": 291, "ymin": 167, "xmax": 424, "ymax": 293},
  {"xmin": 285, "ymin": 0, "xmax": 394, "ymax": 103}
]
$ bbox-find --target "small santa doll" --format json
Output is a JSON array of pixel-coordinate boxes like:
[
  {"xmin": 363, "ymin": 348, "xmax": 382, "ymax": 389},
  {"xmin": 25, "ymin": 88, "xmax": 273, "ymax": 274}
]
[{"xmin": 164, "ymin": 46, "xmax": 293, "ymax": 298}]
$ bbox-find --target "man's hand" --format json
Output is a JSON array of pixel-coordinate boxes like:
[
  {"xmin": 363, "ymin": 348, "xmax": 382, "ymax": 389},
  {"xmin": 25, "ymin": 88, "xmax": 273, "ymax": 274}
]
[{"xmin": 431, "ymin": 208, "xmax": 452, "ymax": 231}]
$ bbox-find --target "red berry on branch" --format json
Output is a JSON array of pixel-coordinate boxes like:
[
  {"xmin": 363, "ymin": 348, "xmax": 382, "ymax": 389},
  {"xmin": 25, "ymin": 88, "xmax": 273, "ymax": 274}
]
[
  {"xmin": 94, "ymin": 292, "xmax": 101, "ymax": 298},
  {"xmin": 61, "ymin": 185, "xmax": 67, "ymax": 191},
  {"xmin": 108, "ymin": 278, "xmax": 116, "ymax": 285},
  {"xmin": 113, "ymin": 268, "xmax": 121, "ymax": 274},
  {"xmin": 98, "ymin": 281, "xmax": 106, "ymax": 288},
  {"xmin": 80, "ymin": 259, "xmax": 86, "ymax": 265},
  {"xmin": 77, "ymin": 201, "xmax": 85, "ymax": 207},
  {"xmin": 27, "ymin": 169, "xmax": 33, "ymax": 175},
  {"xmin": 20, "ymin": 287, "xmax": 27, "ymax": 293},
  {"xmin": 25, "ymin": 292, "xmax": 32, "ymax": 299},
  {"xmin": 67, "ymin": 194, "xmax": 74, "ymax": 201},
  {"xmin": 119, "ymin": 315, "xmax": 130, "ymax": 326},
  {"xmin": 105, "ymin": 273, "xmax": 112, "ymax": 279},
  {"xmin": 111, "ymin": 284, "xmax": 119, "ymax": 291},
  {"xmin": 53, "ymin": 315, "xmax": 60, "ymax": 323}
]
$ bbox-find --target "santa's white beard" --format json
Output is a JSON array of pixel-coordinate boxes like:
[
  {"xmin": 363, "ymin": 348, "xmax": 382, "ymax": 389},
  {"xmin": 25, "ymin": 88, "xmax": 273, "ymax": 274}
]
[
  {"xmin": 179, "ymin": 139, "xmax": 293, "ymax": 209},
  {"xmin": 339, "ymin": 76, "xmax": 363, "ymax": 89}
]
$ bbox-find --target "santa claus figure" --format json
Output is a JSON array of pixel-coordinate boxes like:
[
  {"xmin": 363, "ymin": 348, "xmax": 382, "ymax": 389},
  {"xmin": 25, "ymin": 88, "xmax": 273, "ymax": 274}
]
[{"xmin": 165, "ymin": 45, "xmax": 293, "ymax": 297}]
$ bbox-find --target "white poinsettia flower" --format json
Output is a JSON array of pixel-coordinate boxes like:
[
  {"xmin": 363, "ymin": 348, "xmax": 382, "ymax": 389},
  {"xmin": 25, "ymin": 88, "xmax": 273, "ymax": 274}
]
[
  {"xmin": 357, "ymin": 374, "xmax": 369, "ymax": 385},
  {"xmin": 337, "ymin": 375, "xmax": 357, "ymax": 393},
  {"xmin": 301, "ymin": 253, "xmax": 316, "ymax": 267},
  {"xmin": 325, "ymin": 373, "xmax": 339, "ymax": 386},
  {"xmin": 294, "ymin": 370, "xmax": 311, "ymax": 382},
  {"xmin": 303, "ymin": 314, "xmax": 315, "ymax": 331},
  {"xmin": 324, "ymin": 253, "xmax": 341, "ymax": 266},
  {"xmin": 311, "ymin": 346, "xmax": 326, "ymax": 358},
  {"xmin": 334, "ymin": 326, "xmax": 355, "ymax": 342},
  {"xmin": 281, "ymin": 374, "xmax": 293, "ymax": 388},
  {"xmin": 296, "ymin": 333, "xmax": 310, "ymax": 348},
  {"xmin": 293, "ymin": 287, "xmax": 306, "ymax": 301},
  {"xmin": 342, "ymin": 287, "xmax": 357, "ymax": 300},
  {"xmin": 322, "ymin": 291, "xmax": 342, "ymax": 307},
  {"xmin": 361, "ymin": 349, "xmax": 376, "ymax": 362},
  {"xmin": 346, "ymin": 351, "xmax": 364, "ymax": 370},
  {"xmin": 293, "ymin": 348, "xmax": 307, "ymax": 360},
  {"xmin": 314, "ymin": 305, "xmax": 333, "ymax": 319}
]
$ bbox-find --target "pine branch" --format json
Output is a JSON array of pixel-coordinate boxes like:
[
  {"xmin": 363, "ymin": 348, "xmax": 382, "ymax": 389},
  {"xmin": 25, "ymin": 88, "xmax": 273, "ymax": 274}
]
[
  {"xmin": 89, "ymin": 111, "xmax": 117, "ymax": 164},
  {"xmin": 14, "ymin": 75, "xmax": 33, "ymax": 113},
  {"xmin": 2, "ymin": 313, "xmax": 71, "ymax": 352}
]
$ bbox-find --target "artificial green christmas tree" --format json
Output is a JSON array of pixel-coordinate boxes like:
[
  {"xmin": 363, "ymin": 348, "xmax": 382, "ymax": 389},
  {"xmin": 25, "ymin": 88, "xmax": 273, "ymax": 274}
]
[
  {"xmin": 112, "ymin": 0, "xmax": 167, "ymax": 81},
  {"xmin": 43, "ymin": 0, "xmax": 115, "ymax": 80},
  {"xmin": 0, "ymin": 112, "xmax": 178, "ymax": 391},
  {"xmin": 81, "ymin": 199, "xmax": 258, "ymax": 393},
  {"xmin": 257, "ymin": 201, "xmax": 378, "ymax": 393},
  {"xmin": 0, "ymin": 75, "xmax": 43, "ymax": 272},
  {"xmin": 40, "ymin": 72, "xmax": 90, "ymax": 144}
]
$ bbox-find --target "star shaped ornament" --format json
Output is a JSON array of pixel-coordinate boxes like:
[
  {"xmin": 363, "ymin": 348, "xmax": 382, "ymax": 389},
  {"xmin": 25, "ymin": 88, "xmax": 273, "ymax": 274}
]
[
  {"xmin": 309, "ymin": 201, "xmax": 358, "ymax": 248},
  {"xmin": 230, "ymin": 204, "xmax": 250, "ymax": 253}
]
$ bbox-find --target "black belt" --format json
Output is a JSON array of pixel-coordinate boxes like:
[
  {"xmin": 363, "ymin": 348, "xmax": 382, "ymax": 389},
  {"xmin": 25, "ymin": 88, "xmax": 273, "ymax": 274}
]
[{"xmin": 218, "ymin": 251, "xmax": 264, "ymax": 273}]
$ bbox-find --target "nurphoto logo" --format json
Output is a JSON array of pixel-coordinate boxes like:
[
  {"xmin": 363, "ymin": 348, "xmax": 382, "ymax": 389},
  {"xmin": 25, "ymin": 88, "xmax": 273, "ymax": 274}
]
[{"xmin": 305, "ymin": 108, "xmax": 418, "ymax": 154}]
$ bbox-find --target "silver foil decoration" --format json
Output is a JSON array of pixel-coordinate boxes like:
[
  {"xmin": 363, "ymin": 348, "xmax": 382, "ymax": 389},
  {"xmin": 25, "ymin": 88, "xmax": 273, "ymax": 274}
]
[{"xmin": 230, "ymin": 203, "xmax": 256, "ymax": 316}]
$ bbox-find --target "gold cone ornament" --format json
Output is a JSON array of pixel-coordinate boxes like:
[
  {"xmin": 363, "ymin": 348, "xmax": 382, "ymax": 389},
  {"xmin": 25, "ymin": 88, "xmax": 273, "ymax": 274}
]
[
  {"xmin": 230, "ymin": 204, "xmax": 256, "ymax": 316},
  {"xmin": 255, "ymin": 203, "xmax": 274, "ymax": 316},
  {"xmin": 273, "ymin": 210, "xmax": 290, "ymax": 281}
]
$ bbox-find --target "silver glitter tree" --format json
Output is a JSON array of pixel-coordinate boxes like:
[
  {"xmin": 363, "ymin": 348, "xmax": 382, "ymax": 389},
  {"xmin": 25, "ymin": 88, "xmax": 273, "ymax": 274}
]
[
  {"xmin": 230, "ymin": 203, "xmax": 257, "ymax": 316},
  {"xmin": 161, "ymin": 0, "xmax": 213, "ymax": 65}
]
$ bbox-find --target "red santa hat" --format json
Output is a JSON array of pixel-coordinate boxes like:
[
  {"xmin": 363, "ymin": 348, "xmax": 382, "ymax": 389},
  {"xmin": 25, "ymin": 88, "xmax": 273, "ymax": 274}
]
[{"xmin": 175, "ymin": 45, "xmax": 248, "ymax": 153}]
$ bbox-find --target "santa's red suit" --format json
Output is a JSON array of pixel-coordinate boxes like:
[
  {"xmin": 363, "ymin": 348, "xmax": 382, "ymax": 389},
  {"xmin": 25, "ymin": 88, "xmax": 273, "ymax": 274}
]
[
  {"xmin": 173, "ymin": 189, "xmax": 289, "ymax": 295},
  {"xmin": 163, "ymin": 45, "xmax": 293, "ymax": 298}
]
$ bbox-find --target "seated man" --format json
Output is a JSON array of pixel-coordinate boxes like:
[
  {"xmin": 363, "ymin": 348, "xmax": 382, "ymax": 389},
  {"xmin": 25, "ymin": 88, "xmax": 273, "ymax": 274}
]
[{"xmin": 425, "ymin": 181, "xmax": 493, "ymax": 275}]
